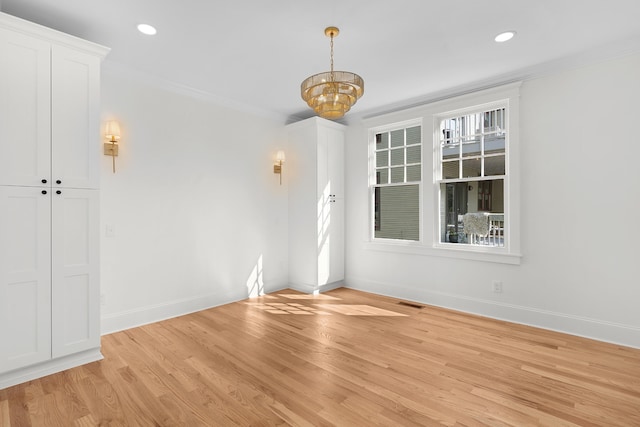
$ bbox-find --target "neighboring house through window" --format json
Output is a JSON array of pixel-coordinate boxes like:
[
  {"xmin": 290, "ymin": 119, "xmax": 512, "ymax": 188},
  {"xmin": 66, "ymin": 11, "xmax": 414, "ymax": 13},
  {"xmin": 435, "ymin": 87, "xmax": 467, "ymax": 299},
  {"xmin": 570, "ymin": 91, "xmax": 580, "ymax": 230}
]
[{"xmin": 437, "ymin": 105, "xmax": 506, "ymax": 247}]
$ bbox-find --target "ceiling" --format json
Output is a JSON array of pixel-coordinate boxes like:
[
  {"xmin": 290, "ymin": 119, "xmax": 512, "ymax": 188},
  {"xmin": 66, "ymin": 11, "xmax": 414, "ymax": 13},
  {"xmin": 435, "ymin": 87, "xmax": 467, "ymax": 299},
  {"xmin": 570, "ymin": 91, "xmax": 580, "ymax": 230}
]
[{"xmin": 2, "ymin": 0, "xmax": 640, "ymax": 124}]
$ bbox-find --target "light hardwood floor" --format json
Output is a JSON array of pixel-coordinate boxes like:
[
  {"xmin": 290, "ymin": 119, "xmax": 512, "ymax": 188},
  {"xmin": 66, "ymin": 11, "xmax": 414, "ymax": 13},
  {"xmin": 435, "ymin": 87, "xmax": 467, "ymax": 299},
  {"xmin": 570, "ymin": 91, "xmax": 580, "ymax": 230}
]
[{"xmin": 1, "ymin": 288, "xmax": 639, "ymax": 426}]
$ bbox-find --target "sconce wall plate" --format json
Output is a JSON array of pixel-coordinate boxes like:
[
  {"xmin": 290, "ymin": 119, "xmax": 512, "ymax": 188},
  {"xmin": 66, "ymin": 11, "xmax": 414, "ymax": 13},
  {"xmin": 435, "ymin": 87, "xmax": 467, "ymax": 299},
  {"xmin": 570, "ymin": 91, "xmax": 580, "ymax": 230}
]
[
  {"xmin": 104, "ymin": 143, "xmax": 119, "ymax": 156},
  {"xmin": 104, "ymin": 120, "xmax": 121, "ymax": 173},
  {"xmin": 274, "ymin": 150, "xmax": 285, "ymax": 185}
]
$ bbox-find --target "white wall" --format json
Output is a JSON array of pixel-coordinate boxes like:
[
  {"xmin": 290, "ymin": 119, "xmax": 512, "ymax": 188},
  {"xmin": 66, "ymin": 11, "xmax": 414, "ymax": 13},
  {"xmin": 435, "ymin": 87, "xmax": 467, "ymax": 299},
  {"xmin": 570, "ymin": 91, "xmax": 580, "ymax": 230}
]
[
  {"xmin": 344, "ymin": 52, "xmax": 640, "ymax": 348},
  {"xmin": 100, "ymin": 68, "xmax": 289, "ymax": 334}
]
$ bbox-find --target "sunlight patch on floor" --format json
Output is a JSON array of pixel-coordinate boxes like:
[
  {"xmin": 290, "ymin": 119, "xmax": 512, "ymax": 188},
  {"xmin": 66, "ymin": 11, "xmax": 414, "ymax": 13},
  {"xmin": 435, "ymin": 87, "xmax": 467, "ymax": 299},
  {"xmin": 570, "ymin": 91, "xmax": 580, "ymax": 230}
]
[
  {"xmin": 246, "ymin": 302, "xmax": 333, "ymax": 315},
  {"xmin": 314, "ymin": 304, "xmax": 408, "ymax": 316},
  {"xmin": 246, "ymin": 300, "xmax": 407, "ymax": 317},
  {"xmin": 276, "ymin": 294, "xmax": 341, "ymax": 300}
]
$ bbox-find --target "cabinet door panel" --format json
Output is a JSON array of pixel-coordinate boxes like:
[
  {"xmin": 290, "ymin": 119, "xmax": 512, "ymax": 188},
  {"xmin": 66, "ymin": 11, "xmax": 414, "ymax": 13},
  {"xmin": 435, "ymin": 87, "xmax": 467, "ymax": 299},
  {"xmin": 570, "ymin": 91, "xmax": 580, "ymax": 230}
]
[
  {"xmin": 0, "ymin": 186, "xmax": 52, "ymax": 373},
  {"xmin": 51, "ymin": 46, "xmax": 100, "ymax": 189},
  {"xmin": 327, "ymin": 199, "xmax": 344, "ymax": 284},
  {"xmin": 327, "ymin": 127, "xmax": 345, "ymax": 199},
  {"xmin": 51, "ymin": 189, "xmax": 99, "ymax": 358},
  {"xmin": 326, "ymin": 127, "xmax": 344, "ymax": 284},
  {"xmin": 0, "ymin": 29, "xmax": 51, "ymax": 186},
  {"xmin": 317, "ymin": 125, "xmax": 344, "ymax": 286}
]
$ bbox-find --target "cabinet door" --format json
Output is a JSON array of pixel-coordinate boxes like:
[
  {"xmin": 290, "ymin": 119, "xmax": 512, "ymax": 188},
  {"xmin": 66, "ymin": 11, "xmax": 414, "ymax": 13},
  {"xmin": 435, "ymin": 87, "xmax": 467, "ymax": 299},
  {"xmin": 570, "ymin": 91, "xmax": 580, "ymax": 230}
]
[
  {"xmin": 51, "ymin": 45, "xmax": 101, "ymax": 189},
  {"xmin": 328, "ymin": 126, "xmax": 344, "ymax": 283},
  {"xmin": 51, "ymin": 188, "xmax": 100, "ymax": 358},
  {"xmin": 0, "ymin": 186, "xmax": 52, "ymax": 373},
  {"xmin": 316, "ymin": 125, "xmax": 345, "ymax": 286},
  {"xmin": 287, "ymin": 123, "xmax": 320, "ymax": 289},
  {"xmin": 0, "ymin": 29, "xmax": 51, "ymax": 187}
]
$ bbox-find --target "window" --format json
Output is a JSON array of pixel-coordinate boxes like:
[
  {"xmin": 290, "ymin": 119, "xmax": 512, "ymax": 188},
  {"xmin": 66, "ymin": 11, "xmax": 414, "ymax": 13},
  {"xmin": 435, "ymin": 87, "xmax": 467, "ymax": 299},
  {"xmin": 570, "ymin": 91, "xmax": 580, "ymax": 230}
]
[
  {"xmin": 437, "ymin": 105, "xmax": 507, "ymax": 247},
  {"xmin": 371, "ymin": 122, "xmax": 421, "ymax": 241},
  {"xmin": 365, "ymin": 83, "xmax": 520, "ymax": 264}
]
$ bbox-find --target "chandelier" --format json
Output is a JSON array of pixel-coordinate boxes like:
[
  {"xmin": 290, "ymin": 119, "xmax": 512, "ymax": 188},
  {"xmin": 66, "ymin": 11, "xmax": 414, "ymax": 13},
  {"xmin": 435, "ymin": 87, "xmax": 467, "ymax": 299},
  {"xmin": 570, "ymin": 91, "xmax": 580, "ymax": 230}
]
[{"xmin": 301, "ymin": 27, "xmax": 364, "ymax": 120}]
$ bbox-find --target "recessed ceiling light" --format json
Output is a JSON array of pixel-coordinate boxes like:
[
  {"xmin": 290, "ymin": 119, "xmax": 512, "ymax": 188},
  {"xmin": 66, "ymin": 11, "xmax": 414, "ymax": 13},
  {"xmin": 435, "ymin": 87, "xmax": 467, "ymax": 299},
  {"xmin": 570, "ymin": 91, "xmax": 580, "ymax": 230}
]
[
  {"xmin": 137, "ymin": 24, "xmax": 157, "ymax": 36},
  {"xmin": 494, "ymin": 31, "xmax": 515, "ymax": 43}
]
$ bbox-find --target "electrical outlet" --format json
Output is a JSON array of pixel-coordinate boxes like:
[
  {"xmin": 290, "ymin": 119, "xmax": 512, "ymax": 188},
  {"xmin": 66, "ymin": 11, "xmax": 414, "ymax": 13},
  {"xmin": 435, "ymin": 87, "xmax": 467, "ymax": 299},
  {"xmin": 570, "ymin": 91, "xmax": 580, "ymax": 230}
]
[
  {"xmin": 492, "ymin": 280, "xmax": 503, "ymax": 293},
  {"xmin": 100, "ymin": 293, "xmax": 106, "ymax": 306},
  {"xmin": 105, "ymin": 224, "xmax": 115, "ymax": 237}
]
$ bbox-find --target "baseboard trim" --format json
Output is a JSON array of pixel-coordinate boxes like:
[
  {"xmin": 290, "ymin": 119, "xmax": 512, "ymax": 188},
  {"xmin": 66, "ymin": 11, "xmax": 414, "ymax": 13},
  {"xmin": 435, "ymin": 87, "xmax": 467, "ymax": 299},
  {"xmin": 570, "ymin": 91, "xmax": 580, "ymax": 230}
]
[
  {"xmin": 0, "ymin": 348, "xmax": 103, "ymax": 390},
  {"xmin": 101, "ymin": 285, "xmax": 290, "ymax": 336},
  {"xmin": 101, "ymin": 293, "xmax": 236, "ymax": 335},
  {"xmin": 346, "ymin": 277, "xmax": 640, "ymax": 349},
  {"xmin": 287, "ymin": 280, "xmax": 345, "ymax": 294}
]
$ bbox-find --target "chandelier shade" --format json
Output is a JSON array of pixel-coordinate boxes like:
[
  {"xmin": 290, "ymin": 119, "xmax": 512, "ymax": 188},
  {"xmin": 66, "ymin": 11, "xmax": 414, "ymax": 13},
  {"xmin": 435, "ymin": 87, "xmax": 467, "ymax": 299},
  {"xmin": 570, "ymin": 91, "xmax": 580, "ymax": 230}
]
[{"xmin": 300, "ymin": 27, "xmax": 364, "ymax": 120}]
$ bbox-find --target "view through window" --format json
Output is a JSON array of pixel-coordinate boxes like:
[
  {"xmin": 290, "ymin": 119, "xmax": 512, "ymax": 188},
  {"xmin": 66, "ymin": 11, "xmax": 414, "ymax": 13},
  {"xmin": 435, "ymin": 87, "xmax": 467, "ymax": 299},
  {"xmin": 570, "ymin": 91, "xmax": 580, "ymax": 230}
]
[{"xmin": 438, "ymin": 106, "xmax": 507, "ymax": 247}]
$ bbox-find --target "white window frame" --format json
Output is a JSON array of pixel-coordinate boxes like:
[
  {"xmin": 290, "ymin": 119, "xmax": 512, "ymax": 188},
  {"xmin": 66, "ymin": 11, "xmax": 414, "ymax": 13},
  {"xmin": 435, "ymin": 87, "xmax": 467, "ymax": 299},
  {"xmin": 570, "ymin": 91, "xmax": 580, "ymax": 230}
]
[
  {"xmin": 368, "ymin": 118, "xmax": 423, "ymax": 244},
  {"xmin": 364, "ymin": 83, "xmax": 521, "ymax": 265}
]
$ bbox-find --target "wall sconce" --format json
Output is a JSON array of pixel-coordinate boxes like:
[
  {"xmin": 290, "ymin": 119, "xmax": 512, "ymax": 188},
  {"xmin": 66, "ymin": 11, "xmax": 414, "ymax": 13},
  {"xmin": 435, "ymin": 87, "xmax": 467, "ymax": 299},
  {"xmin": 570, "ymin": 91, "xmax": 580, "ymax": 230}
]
[
  {"xmin": 104, "ymin": 120, "xmax": 121, "ymax": 173},
  {"xmin": 273, "ymin": 150, "xmax": 285, "ymax": 185}
]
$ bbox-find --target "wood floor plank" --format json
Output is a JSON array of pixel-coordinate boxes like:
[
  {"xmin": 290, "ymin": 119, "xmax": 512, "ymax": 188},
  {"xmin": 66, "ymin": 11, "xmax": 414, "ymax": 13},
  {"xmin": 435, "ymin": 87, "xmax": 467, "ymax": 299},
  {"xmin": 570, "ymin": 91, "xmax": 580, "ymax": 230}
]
[{"xmin": 1, "ymin": 287, "xmax": 639, "ymax": 426}]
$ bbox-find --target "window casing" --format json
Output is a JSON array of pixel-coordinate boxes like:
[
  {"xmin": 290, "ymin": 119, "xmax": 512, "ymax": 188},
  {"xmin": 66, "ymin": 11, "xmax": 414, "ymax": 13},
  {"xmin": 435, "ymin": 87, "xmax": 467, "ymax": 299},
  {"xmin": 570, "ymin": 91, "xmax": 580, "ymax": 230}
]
[{"xmin": 370, "ymin": 122, "xmax": 422, "ymax": 241}]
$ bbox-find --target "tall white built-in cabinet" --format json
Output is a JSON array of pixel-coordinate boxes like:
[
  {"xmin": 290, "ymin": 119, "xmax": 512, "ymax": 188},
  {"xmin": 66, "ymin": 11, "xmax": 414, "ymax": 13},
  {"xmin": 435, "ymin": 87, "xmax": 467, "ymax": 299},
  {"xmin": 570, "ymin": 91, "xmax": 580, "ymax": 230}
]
[
  {"xmin": 286, "ymin": 117, "xmax": 345, "ymax": 293},
  {"xmin": 0, "ymin": 12, "xmax": 109, "ymax": 389}
]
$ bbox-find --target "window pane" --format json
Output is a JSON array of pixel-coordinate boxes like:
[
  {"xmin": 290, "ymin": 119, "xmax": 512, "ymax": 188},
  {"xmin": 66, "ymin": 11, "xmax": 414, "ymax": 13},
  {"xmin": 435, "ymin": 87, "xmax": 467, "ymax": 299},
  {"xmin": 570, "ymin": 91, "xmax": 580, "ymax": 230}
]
[
  {"xmin": 442, "ymin": 144, "xmax": 459, "ymax": 160},
  {"xmin": 376, "ymin": 150, "xmax": 388, "ymax": 168},
  {"xmin": 376, "ymin": 132, "xmax": 388, "ymax": 150},
  {"xmin": 442, "ymin": 161, "xmax": 459, "ymax": 179},
  {"xmin": 462, "ymin": 158, "xmax": 481, "ymax": 177},
  {"xmin": 462, "ymin": 140, "xmax": 481, "ymax": 158},
  {"xmin": 376, "ymin": 168, "xmax": 388, "ymax": 184},
  {"xmin": 374, "ymin": 184, "xmax": 419, "ymax": 241},
  {"xmin": 390, "ymin": 129, "xmax": 404, "ymax": 147},
  {"xmin": 391, "ymin": 148, "xmax": 404, "ymax": 166},
  {"xmin": 441, "ymin": 128, "xmax": 454, "ymax": 144},
  {"xmin": 440, "ymin": 179, "xmax": 505, "ymax": 247},
  {"xmin": 485, "ymin": 135, "xmax": 505, "ymax": 155},
  {"xmin": 407, "ymin": 145, "xmax": 421, "ymax": 164},
  {"xmin": 390, "ymin": 167, "xmax": 404, "ymax": 183},
  {"xmin": 407, "ymin": 165, "xmax": 421, "ymax": 182},
  {"xmin": 469, "ymin": 113, "xmax": 482, "ymax": 137},
  {"xmin": 406, "ymin": 126, "xmax": 421, "ymax": 145},
  {"xmin": 484, "ymin": 155, "xmax": 505, "ymax": 176},
  {"xmin": 485, "ymin": 108, "xmax": 505, "ymax": 130}
]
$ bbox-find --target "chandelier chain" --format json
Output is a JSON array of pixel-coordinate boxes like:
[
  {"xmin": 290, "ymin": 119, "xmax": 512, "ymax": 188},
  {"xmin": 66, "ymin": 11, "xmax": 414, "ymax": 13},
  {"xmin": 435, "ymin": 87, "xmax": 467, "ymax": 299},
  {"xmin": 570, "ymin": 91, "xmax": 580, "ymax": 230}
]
[{"xmin": 329, "ymin": 33, "xmax": 334, "ymax": 81}]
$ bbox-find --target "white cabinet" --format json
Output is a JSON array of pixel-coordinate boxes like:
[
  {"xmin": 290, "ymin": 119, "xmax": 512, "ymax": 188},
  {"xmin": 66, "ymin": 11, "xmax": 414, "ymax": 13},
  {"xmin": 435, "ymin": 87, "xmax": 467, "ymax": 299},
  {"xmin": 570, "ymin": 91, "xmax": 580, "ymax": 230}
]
[
  {"xmin": 0, "ymin": 20, "xmax": 101, "ymax": 189},
  {"xmin": 0, "ymin": 12, "xmax": 108, "ymax": 388},
  {"xmin": 286, "ymin": 117, "xmax": 345, "ymax": 293}
]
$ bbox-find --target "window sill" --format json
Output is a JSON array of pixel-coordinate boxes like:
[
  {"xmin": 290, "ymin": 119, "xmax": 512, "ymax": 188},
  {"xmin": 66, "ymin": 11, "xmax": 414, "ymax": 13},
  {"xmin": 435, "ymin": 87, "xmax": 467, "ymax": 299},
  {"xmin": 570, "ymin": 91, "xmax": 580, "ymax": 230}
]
[{"xmin": 364, "ymin": 240, "xmax": 522, "ymax": 265}]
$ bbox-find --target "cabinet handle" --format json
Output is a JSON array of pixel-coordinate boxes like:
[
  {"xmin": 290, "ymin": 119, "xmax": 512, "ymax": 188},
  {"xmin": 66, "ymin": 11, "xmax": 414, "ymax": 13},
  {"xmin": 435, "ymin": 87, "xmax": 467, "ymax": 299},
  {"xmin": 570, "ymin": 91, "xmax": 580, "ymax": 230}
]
[
  {"xmin": 56, "ymin": 190, "xmax": 62, "ymax": 195},
  {"xmin": 56, "ymin": 180, "xmax": 62, "ymax": 184},
  {"xmin": 41, "ymin": 179, "xmax": 47, "ymax": 184},
  {"xmin": 42, "ymin": 190, "xmax": 47, "ymax": 195}
]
